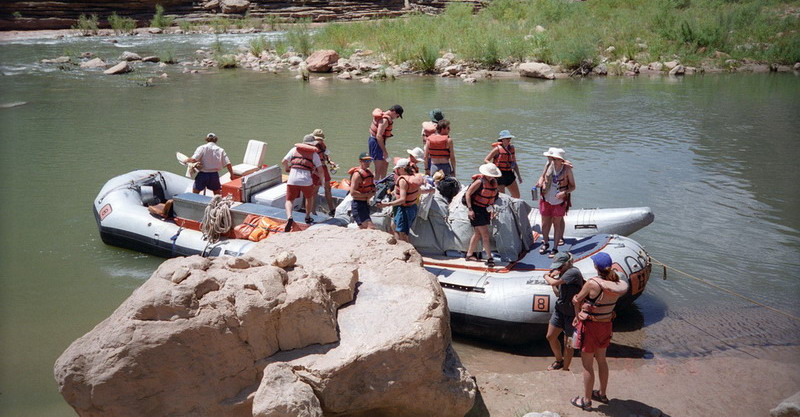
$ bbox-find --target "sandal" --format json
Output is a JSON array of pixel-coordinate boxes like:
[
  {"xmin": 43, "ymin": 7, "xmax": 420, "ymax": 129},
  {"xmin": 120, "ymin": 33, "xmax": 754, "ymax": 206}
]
[
  {"xmin": 284, "ymin": 218, "xmax": 294, "ymax": 233},
  {"xmin": 486, "ymin": 258, "xmax": 495, "ymax": 268},
  {"xmin": 548, "ymin": 248, "xmax": 558, "ymax": 258},
  {"xmin": 591, "ymin": 390, "xmax": 609, "ymax": 404},
  {"xmin": 305, "ymin": 216, "xmax": 315, "ymax": 224},
  {"xmin": 547, "ymin": 360, "xmax": 564, "ymax": 371},
  {"xmin": 539, "ymin": 241, "xmax": 550, "ymax": 254},
  {"xmin": 558, "ymin": 238, "xmax": 565, "ymax": 246},
  {"xmin": 571, "ymin": 396, "xmax": 592, "ymax": 410},
  {"xmin": 465, "ymin": 255, "xmax": 480, "ymax": 262}
]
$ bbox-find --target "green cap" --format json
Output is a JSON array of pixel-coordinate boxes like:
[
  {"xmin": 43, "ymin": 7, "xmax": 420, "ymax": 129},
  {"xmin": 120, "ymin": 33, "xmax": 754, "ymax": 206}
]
[{"xmin": 359, "ymin": 152, "xmax": 373, "ymax": 161}]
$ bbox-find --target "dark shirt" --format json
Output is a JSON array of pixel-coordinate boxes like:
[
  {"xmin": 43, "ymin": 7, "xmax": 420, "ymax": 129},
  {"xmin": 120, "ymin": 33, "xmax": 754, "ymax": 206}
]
[{"xmin": 555, "ymin": 267, "xmax": 584, "ymax": 315}]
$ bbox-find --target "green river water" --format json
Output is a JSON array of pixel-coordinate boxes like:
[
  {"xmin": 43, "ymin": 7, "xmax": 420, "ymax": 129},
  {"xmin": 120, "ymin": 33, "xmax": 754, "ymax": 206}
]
[{"xmin": 0, "ymin": 33, "xmax": 799, "ymax": 415}]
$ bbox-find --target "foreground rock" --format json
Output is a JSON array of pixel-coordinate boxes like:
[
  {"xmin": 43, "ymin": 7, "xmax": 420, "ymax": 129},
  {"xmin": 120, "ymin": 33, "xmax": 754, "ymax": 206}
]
[
  {"xmin": 55, "ymin": 227, "xmax": 475, "ymax": 417},
  {"xmin": 771, "ymin": 391, "xmax": 800, "ymax": 417}
]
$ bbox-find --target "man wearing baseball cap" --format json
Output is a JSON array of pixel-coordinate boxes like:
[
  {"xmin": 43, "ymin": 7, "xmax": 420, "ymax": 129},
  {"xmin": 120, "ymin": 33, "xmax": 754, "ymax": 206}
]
[
  {"xmin": 542, "ymin": 251, "xmax": 584, "ymax": 372},
  {"xmin": 348, "ymin": 152, "xmax": 377, "ymax": 229}
]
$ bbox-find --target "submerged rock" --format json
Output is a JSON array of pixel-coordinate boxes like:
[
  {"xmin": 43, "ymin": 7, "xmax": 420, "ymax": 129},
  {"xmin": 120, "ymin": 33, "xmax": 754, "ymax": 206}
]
[
  {"xmin": 103, "ymin": 61, "xmax": 132, "ymax": 75},
  {"xmin": 54, "ymin": 227, "xmax": 475, "ymax": 417}
]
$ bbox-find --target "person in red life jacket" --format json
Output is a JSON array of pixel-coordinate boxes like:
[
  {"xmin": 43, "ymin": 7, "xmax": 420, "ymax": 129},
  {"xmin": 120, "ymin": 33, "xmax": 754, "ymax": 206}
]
[
  {"xmin": 348, "ymin": 152, "xmax": 377, "ymax": 229},
  {"xmin": 185, "ymin": 133, "xmax": 239, "ymax": 194},
  {"xmin": 543, "ymin": 251, "xmax": 585, "ymax": 373},
  {"xmin": 464, "ymin": 163, "xmax": 502, "ymax": 268},
  {"xmin": 368, "ymin": 104, "xmax": 403, "ymax": 180},
  {"xmin": 376, "ymin": 158, "xmax": 431, "ymax": 242},
  {"xmin": 311, "ymin": 128, "xmax": 338, "ymax": 216},
  {"xmin": 424, "ymin": 119, "xmax": 456, "ymax": 178},
  {"xmin": 406, "ymin": 147, "xmax": 424, "ymax": 174},
  {"xmin": 570, "ymin": 252, "xmax": 629, "ymax": 411},
  {"xmin": 484, "ymin": 129, "xmax": 522, "ymax": 198},
  {"xmin": 281, "ymin": 135, "xmax": 324, "ymax": 231},
  {"xmin": 535, "ymin": 147, "xmax": 576, "ymax": 258}
]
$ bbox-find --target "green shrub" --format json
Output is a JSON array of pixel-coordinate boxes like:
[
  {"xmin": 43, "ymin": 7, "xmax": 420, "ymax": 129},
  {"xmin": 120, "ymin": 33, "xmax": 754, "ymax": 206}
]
[
  {"xmin": 413, "ymin": 43, "xmax": 439, "ymax": 72},
  {"xmin": 72, "ymin": 14, "xmax": 99, "ymax": 36},
  {"xmin": 286, "ymin": 20, "xmax": 313, "ymax": 56},
  {"xmin": 178, "ymin": 20, "xmax": 195, "ymax": 32},
  {"xmin": 265, "ymin": 15, "xmax": 282, "ymax": 31},
  {"xmin": 272, "ymin": 40, "xmax": 289, "ymax": 56},
  {"xmin": 210, "ymin": 17, "xmax": 231, "ymax": 34},
  {"xmin": 248, "ymin": 35, "xmax": 269, "ymax": 56},
  {"xmin": 150, "ymin": 4, "xmax": 174, "ymax": 29},
  {"xmin": 108, "ymin": 12, "xmax": 136, "ymax": 35},
  {"xmin": 216, "ymin": 54, "xmax": 239, "ymax": 68},
  {"xmin": 158, "ymin": 47, "xmax": 177, "ymax": 64}
]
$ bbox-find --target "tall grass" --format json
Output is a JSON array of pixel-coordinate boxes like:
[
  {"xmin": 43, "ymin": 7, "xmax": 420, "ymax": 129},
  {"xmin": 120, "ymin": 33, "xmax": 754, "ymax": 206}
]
[
  {"xmin": 248, "ymin": 36, "xmax": 269, "ymax": 56},
  {"xmin": 150, "ymin": 4, "xmax": 174, "ymax": 29},
  {"xmin": 286, "ymin": 20, "xmax": 314, "ymax": 56},
  {"xmin": 72, "ymin": 14, "xmax": 99, "ymax": 36},
  {"xmin": 108, "ymin": 12, "xmax": 136, "ymax": 35},
  {"xmin": 311, "ymin": 0, "xmax": 800, "ymax": 68}
]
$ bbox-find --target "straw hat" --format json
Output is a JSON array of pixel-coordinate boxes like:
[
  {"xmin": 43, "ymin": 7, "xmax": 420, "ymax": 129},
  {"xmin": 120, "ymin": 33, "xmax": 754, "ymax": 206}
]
[
  {"xmin": 543, "ymin": 147, "xmax": 566, "ymax": 160},
  {"xmin": 479, "ymin": 163, "xmax": 502, "ymax": 178},
  {"xmin": 407, "ymin": 147, "xmax": 424, "ymax": 161}
]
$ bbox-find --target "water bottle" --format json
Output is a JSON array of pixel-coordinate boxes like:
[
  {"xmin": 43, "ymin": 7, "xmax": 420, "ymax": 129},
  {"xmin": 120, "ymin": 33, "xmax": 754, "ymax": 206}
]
[{"xmin": 531, "ymin": 185, "xmax": 538, "ymax": 201}]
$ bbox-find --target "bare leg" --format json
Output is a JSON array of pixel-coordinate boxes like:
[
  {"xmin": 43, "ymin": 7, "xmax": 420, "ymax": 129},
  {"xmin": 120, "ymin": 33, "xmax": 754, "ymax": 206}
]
[
  {"xmin": 541, "ymin": 215, "xmax": 553, "ymax": 248},
  {"xmin": 284, "ymin": 197, "xmax": 294, "ymax": 220},
  {"xmin": 506, "ymin": 181, "xmax": 520, "ymax": 199},
  {"xmin": 467, "ymin": 230, "xmax": 480, "ymax": 257},
  {"xmin": 563, "ymin": 333, "xmax": 574, "ymax": 370},
  {"xmin": 324, "ymin": 184, "xmax": 335, "ymax": 214},
  {"xmin": 360, "ymin": 220, "xmax": 375, "ymax": 230},
  {"xmin": 375, "ymin": 160, "xmax": 388, "ymax": 180},
  {"xmin": 304, "ymin": 192, "xmax": 315, "ymax": 220},
  {"xmin": 478, "ymin": 225, "xmax": 492, "ymax": 260},
  {"xmin": 581, "ymin": 350, "xmax": 596, "ymax": 402},
  {"xmin": 553, "ymin": 215, "xmax": 564, "ymax": 252},
  {"xmin": 596, "ymin": 347, "xmax": 609, "ymax": 397},
  {"xmin": 546, "ymin": 324, "xmax": 564, "ymax": 363}
]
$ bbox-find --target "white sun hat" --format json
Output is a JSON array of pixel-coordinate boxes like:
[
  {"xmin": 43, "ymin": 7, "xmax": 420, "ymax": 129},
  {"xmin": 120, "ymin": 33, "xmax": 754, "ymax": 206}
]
[
  {"xmin": 406, "ymin": 147, "xmax": 424, "ymax": 160},
  {"xmin": 393, "ymin": 158, "xmax": 410, "ymax": 171},
  {"xmin": 478, "ymin": 163, "xmax": 502, "ymax": 178},
  {"xmin": 542, "ymin": 147, "xmax": 566, "ymax": 160}
]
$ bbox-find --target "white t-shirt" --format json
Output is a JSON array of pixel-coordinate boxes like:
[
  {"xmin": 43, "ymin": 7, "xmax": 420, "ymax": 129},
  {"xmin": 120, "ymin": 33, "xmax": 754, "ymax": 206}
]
[
  {"xmin": 192, "ymin": 142, "xmax": 230, "ymax": 173},
  {"xmin": 283, "ymin": 148, "xmax": 322, "ymax": 186}
]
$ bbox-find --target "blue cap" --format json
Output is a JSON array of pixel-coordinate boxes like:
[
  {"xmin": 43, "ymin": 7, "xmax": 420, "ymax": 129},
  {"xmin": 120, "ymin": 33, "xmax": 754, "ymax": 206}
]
[
  {"xmin": 498, "ymin": 130, "xmax": 514, "ymax": 140},
  {"xmin": 591, "ymin": 252, "xmax": 612, "ymax": 271}
]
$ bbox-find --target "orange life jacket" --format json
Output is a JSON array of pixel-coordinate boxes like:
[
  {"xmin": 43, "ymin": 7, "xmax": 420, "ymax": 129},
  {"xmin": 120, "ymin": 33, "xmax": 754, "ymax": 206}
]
[
  {"xmin": 427, "ymin": 134, "xmax": 451, "ymax": 159},
  {"xmin": 348, "ymin": 166, "xmax": 375, "ymax": 196},
  {"xmin": 491, "ymin": 142, "xmax": 516, "ymax": 171},
  {"xmin": 369, "ymin": 108, "xmax": 393, "ymax": 138},
  {"xmin": 470, "ymin": 174, "xmax": 499, "ymax": 207},
  {"xmin": 248, "ymin": 216, "xmax": 285, "ymax": 242},
  {"xmin": 395, "ymin": 173, "xmax": 424, "ymax": 207},
  {"xmin": 421, "ymin": 121, "xmax": 437, "ymax": 139},
  {"xmin": 290, "ymin": 144, "xmax": 317, "ymax": 171}
]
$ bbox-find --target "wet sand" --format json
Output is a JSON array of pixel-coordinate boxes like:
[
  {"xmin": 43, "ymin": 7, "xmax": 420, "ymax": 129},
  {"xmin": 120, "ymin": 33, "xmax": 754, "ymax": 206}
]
[{"xmin": 457, "ymin": 306, "xmax": 800, "ymax": 416}]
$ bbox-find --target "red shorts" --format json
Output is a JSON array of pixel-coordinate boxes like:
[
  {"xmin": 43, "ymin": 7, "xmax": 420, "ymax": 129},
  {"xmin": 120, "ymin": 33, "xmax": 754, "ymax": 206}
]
[
  {"xmin": 286, "ymin": 184, "xmax": 315, "ymax": 201},
  {"xmin": 581, "ymin": 320, "xmax": 612, "ymax": 353},
  {"xmin": 539, "ymin": 199, "xmax": 566, "ymax": 217}
]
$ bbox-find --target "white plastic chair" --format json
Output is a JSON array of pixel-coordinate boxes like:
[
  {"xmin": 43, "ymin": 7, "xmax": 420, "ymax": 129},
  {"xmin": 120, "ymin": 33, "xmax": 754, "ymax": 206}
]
[{"xmin": 231, "ymin": 140, "xmax": 267, "ymax": 177}]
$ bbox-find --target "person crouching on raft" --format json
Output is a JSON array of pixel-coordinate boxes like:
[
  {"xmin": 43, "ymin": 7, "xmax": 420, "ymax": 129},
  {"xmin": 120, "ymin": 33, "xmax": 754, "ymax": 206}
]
[
  {"xmin": 186, "ymin": 133, "xmax": 238, "ymax": 194},
  {"xmin": 368, "ymin": 104, "xmax": 403, "ymax": 180},
  {"xmin": 543, "ymin": 251, "xmax": 584, "ymax": 372},
  {"xmin": 376, "ymin": 158, "xmax": 431, "ymax": 242},
  {"xmin": 464, "ymin": 163, "xmax": 502, "ymax": 268},
  {"xmin": 570, "ymin": 252, "xmax": 629, "ymax": 410},
  {"xmin": 484, "ymin": 130, "xmax": 522, "ymax": 198},
  {"xmin": 281, "ymin": 135, "xmax": 324, "ymax": 231},
  {"xmin": 536, "ymin": 147, "xmax": 575, "ymax": 258},
  {"xmin": 348, "ymin": 152, "xmax": 377, "ymax": 230}
]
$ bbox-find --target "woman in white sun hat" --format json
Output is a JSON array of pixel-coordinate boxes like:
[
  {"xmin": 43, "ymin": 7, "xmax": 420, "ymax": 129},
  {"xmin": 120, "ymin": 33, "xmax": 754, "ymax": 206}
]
[{"xmin": 536, "ymin": 147, "xmax": 575, "ymax": 258}]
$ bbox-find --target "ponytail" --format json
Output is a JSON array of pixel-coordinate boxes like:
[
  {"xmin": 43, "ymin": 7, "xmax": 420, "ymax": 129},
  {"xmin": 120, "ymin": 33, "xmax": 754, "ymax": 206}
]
[{"xmin": 598, "ymin": 268, "xmax": 619, "ymax": 283}]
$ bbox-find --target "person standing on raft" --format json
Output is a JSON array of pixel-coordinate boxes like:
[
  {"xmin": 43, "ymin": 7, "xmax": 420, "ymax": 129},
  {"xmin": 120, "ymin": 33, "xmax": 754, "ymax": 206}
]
[
  {"xmin": 186, "ymin": 133, "xmax": 238, "ymax": 195},
  {"xmin": 464, "ymin": 163, "xmax": 502, "ymax": 268},
  {"xmin": 311, "ymin": 128, "xmax": 338, "ymax": 216},
  {"xmin": 424, "ymin": 119, "xmax": 456, "ymax": 178},
  {"xmin": 484, "ymin": 130, "xmax": 522, "ymax": 198},
  {"xmin": 368, "ymin": 104, "xmax": 403, "ymax": 180},
  {"xmin": 570, "ymin": 252, "xmax": 629, "ymax": 411},
  {"xmin": 281, "ymin": 135, "xmax": 324, "ymax": 231},
  {"xmin": 536, "ymin": 147, "xmax": 575, "ymax": 258},
  {"xmin": 348, "ymin": 152, "xmax": 377, "ymax": 230}
]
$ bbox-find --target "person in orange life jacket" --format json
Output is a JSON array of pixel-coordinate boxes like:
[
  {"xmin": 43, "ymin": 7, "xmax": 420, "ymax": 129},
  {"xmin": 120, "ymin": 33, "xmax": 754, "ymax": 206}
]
[
  {"xmin": 186, "ymin": 133, "xmax": 239, "ymax": 194},
  {"xmin": 484, "ymin": 129, "xmax": 522, "ymax": 198},
  {"xmin": 368, "ymin": 104, "xmax": 403, "ymax": 180},
  {"xmin": 424, "ymin": 119, "xmax": 456, "ymax": 178},
  {"xmin": 464, "ymin": 163, "xmax": 502, "ymax": 268},
  {"xmin": 406, "ymin": 147, "xmax": 424, "ymax": 174},
  {"xmin": 536, "ymin": 147, "xmax": 576, "ymax": 258},
  {"xmin": 570, "ymin": 252, "xmax": 628, "ymax": 410},
  {"xmin": 421, "ymin": 108, "xmax": 444, "ymax": 144},
  {"xmin": 542, "ymin": 251, "xmax": 584, "ymax": 373},
  {"xmin": 311, "ymin": 128, "xmax": 338, "ymax": 216},
  {"xmin": 376, "ymin": 158, "xmax": 432, "ymax": 243},
  {"xmin": 349, "ymin": 152, "xmax": 377, "ymax": 230},
  {"xmin": 281, "ymin": 135, "xmax": 324, "ymax": 231}
]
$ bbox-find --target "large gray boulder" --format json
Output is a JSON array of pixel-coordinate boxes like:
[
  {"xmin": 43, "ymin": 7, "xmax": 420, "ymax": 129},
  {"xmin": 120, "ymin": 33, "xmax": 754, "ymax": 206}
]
[
  {"xmin": 221, "ymin": 0, "xmax": 250, "ymax": 14},
  {"xmin": 519, "ymin": 62, "xmax": 556, "ymax": 80},
  {"xmin": 55, "ymin": 227, "xmax": 475, "ymax": 417},
  {"xmin": 80, "ymin": 58, "xmax": 107, "ymax": 69}
]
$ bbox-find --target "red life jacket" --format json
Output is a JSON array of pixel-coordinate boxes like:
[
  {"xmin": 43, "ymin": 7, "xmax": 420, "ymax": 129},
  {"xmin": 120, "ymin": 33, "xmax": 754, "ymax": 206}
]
[
  {"xmin": 421, "ymin": 121, "xmax": 437, "ymax": 139},
  {"xmin": 290, "ymin": 144, "xmax": 318, "ymax": 171},
  {"xmin": 395, "ymin": 174, "xmax": 424, "ymax": 206},
  {"xmin": 348, "ymin": 166, "xmax": 375, "ymax": 196},
  {"xmin": 491, "ymin": 142, "xmax": 516, "ymax": 171},
  {"xmin": 427, "ymin": 134, "xmax": 451, "ymax": 159},
  {"xmin": 470, "ymin": 174, "xmax": 499, "ymax": 207},
  {"xmin": 369, "ymin": 108, "xmax": 394, "ymax": 138}
]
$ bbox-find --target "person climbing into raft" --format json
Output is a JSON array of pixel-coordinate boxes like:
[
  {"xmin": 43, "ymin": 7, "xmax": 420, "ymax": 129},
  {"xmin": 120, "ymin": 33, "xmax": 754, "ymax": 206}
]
[
  {"xmin": 185, "ymin": 132, "xmax": 238, "ymax": 195},
  {"xmin": 368, "ymin": 104, "xmax": 403, "ymax": 180},
  {"xmin": 484, "ymin": 130, "xmax": 522, "ymax": 199},
  {"xmin": 281, "ymin": 135, "xmax": 323, "ymax": 231},
  {"xmin": 311, "ymin": 128, "xmax": 338, "ymax": 216}
]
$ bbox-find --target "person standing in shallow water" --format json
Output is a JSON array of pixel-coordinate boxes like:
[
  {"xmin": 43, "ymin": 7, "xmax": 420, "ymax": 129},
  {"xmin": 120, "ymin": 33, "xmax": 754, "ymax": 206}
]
[
  {"xmin": 484, "ymin": 130, "xmax": 522, "ymax": 199},
  {"xmin": 542, "ymin": 251, "xmax": 584, "ymax": 372},
  {"xmin": 368, "ymin": 104, "xmax": 403, "ymax": 180},
  {"xmin": 570, "ymin": 252, "xmax": 629, "ymax": 410},
  {"xmin": 186, "ymin": 133, "xmax": 238, "ymax": 194}
]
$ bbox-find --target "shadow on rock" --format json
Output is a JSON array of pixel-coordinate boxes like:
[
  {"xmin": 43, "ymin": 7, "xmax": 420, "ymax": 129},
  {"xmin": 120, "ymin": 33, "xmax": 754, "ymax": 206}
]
[{"xmin": 595, "ymin": 398, "xmax": 671, "ymax": 417}]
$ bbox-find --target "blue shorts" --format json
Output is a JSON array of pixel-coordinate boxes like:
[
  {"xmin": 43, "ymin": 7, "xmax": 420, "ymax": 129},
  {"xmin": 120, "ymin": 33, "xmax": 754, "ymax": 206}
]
[
  {"xmin": 351, "ymin": 199, "xmax": 371, "ymax": 225},
  {"xmin": 368, "ymin": 136, "xmax": 385, "ymax": 161},
  {"xmin": 394, "ymin": 204, "xmax": 418, "ymax": 234},
  {"xmin": 194, "ymin": 172, "xmax": 221, "ymax": 192},
  {"xmin": 430, "ymin": 162, "xmax": 452, "ymax": 177},
  {"xmin": 549, "ymin": 309, "xmax": 576, "ymax": 337}
]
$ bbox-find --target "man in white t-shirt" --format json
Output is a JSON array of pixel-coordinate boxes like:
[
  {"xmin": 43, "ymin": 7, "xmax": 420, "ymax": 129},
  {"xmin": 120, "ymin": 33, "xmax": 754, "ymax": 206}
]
[
  {"xmin": 186, "ymin": 133, "xmax": 238, "ymax": 194},
  {"xmin": 281, "ymin": 135, "xmax": 323, "ymax": 231}
]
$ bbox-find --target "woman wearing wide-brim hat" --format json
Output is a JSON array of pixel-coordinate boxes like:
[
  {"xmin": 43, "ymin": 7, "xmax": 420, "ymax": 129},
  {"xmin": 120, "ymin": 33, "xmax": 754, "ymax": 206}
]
[
  {"xmin": 484, "ymin": 130, "xmax": 523, "ymax": 199},
  {"xmin": 464, "ymin": 163, "xmax": 502, "ymax": 268},
  {"xmin": 536, "ymin": 147, "xmax": 575, "ymax": 258}
]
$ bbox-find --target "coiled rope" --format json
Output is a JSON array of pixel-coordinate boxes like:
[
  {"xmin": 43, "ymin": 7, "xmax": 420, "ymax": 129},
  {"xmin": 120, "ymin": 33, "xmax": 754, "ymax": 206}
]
[
  {"xmin": 201, "ymin": 194, "xmax": 233, "ymax": 244},
  {"xmin": 650, "ymin": 256, "xmax": 800, "ymax": 322}
]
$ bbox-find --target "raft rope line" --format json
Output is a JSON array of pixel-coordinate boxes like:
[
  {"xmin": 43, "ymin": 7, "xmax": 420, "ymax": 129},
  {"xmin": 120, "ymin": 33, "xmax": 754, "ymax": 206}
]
[
  {"xmin": 651, "ymin": 256, "xmax": 800, "ymax": 322},
  {"xmin": 201, "ymin": 194, "xmax": 234, "ymax": 245}
]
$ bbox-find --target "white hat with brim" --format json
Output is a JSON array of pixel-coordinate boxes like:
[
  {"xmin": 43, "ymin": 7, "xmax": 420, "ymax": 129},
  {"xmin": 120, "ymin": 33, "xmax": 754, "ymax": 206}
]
[
  {"xmin": 302, "ymin": 134, "xmax": 318, "ymax": 145},
  {"xmin": 479, "ymin": 163, "xmax": 502, "ymax": 178},
  {"xmin": 407, "ymin": 147, "xmax": 424, "ymax": 160},
  {"xmin": 393, "ymin": 158, "xmax": 410, "ymax": 171},
  {"xmin": 543, "ymin": 147, "xmax": 566, "ymax": 160}
]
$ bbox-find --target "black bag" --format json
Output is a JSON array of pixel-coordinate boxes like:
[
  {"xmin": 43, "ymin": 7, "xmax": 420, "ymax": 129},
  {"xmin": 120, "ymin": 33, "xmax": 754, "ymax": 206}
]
[
  {"xmin": 374, "ymin": 174, "xmax": 395, "ymax": 201},
  {"xmin": 437, "ymin": 177, "xmax": 461, "ymax": 204}
]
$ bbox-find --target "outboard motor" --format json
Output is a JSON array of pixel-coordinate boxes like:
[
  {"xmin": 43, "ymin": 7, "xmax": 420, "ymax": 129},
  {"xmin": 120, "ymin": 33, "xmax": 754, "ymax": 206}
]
[{"xmin": 437, "ymin": 176, "xmax": 461, "ymax": 204}]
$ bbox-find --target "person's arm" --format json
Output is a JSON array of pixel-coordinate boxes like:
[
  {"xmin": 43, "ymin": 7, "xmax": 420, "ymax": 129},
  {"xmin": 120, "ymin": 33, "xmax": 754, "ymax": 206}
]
[
  {"xmin": 536, "ymin": 161, "xmax": 550, "ymax": 188},
  {"xmin": 484, "ymin": 148, "xmax": 498, "ymax": 165},
  {"xmin": 543, "ymin": 270, "xmax": 565, "ymax": 286},
  {"xmin": 423, "ymin": 143, "xmax": 431, "ymax": 175},
  {"xmin": 572, "ymin": 279, "xmax": 599, "ymax": 321},
  {"xmin": 227, "ymin": 163, "xmax": 239, "ymax": 179},
  {"xmin": 556, "ymin": 167, "xmax": 576, "ymax": 200},
  {"xmin": 376, "ymin": 119, "xmax": 389, "ymax": 159},
  {"xmin": 448, "ymin": 138, "xmax": 456, "ymax": 176},
  {"xmin": 464, "ymin": 180, "xmax": 481, "ymax": 220},
  {"xmin": 350, "ymin": 172, "xmax": 365, "ymax": 199},
  {"xmin": 378, "ymin": 178, "xmax": 406, "ymax": 208},
  {"xmin": 514, "ymin": 164, "xmax": 522, "ymax": 184}
]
